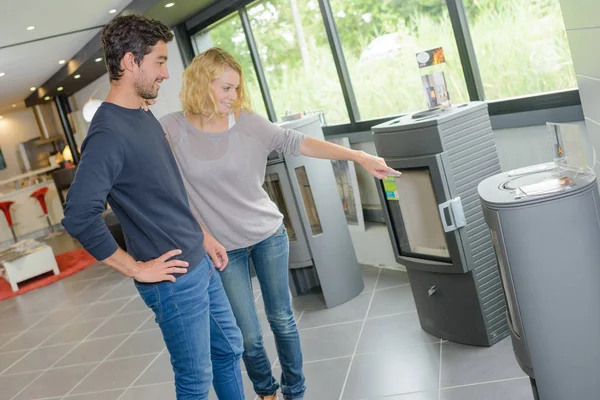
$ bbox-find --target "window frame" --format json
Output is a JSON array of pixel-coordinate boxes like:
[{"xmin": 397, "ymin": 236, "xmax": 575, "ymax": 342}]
[{"xmin": 183, "ymin": 0, "xmax": 581, "ymax": 135}]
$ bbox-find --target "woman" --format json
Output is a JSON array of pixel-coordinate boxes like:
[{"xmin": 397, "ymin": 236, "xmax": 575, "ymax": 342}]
[{"xmin": 160, "ymin": 48, "xmax": 398, "ymax": 400}]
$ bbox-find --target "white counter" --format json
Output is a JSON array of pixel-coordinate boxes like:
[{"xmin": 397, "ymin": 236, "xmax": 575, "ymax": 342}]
[
  {"xmin": 0, "ymin": 182, "xmax": 64, "ymax": 242},
  {"xmin": 0, "ymin": 166, "xmax": 58, "ymax": 187}
]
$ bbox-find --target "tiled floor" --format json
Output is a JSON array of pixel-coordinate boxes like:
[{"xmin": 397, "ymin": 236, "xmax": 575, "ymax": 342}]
[{"xmin": 0, "ymin": 237, "xmax": 535, "ymax": 400}]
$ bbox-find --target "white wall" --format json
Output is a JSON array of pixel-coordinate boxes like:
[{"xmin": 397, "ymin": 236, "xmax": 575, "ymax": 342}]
[
  {"xmin": 0, "ymin": 109, "xmax": 45, "ymax": 181},
  {"xmin": 493, "ymin": 121, "xmax": 591, "ymax": 171},
  {"xmin": 69, "ymin": 35, "xmax": 186, "ymax": 142},
  {"xmin": 150, "ymin": 36, "xmax": 186, "ymax": 120},
  {"xmin": 559, "ymin": 0, "xmax": 600, "ymax": 177}
]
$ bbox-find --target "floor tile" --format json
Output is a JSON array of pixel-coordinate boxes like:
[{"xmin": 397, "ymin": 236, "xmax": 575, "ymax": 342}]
[
  {"xmin": 275, "ymin": 357, "xmax": 351, "ymax": 400},
  {"xmin": 78, "ymin": 298, "xmax": 131, "ymax": 322},
  {"xmin": 8, "ymin": 300, "xmax": 61, "ymax": 317},
  {"xmin": 0, "ymin": 326, "xmax": 60, "ymax": 352},
  {"xmin": 251, "ymin": 275, "xmax": 260, "ymax": 292},
  {"xmin": 376, "ymin": 268, "xmax": 410, "ymax": 290},
  {"xmin": 55, "ymin": 301, "xmax": 96, "ymax": 314},
  {"xmin": 360, "ymin": 265, "xmax": 381, "ymax": 292},
  {"xmin": 108, "ymin": 329, "xmax": 164, "ymax": 359},
  {"xmin": 0, "ymin": 333, "xmax": 18, "ymax": 349},
  {"xmin": 6, "ymin": 343, "xmax": 75, "ymax": 374},
  {"xmin": 0, "ymin": 299, "xmax": 17, "ymax": 312},
  {"xmin": 0, "ymin": 306, "xmax": 21, "ymax": 322},
  {"xmin": 440, "ymin": 378, "xmax": 534, "ymax": 400},
  {"xmin": 367, "ymin": 285, "xmax": 416, "ymax": 318},
  {"xmin": 292, "ymin": 291, "xmax": 328, "ymax": 312},
  {"xmin": 0, "ymin": 371, "xmax": 43, "ymax": 399},
  {"xmin": 43, "ymin": 319, "xmax": 108, "ymax": 346},
  {"xmin": 70, "ymin": 266, "xmax": 110, "ymax": 281},
  {"xmin": 56, "ymin": 335, "xmax": 129, "ymax": 367},
  {"xmin": 121, "ymin": 382, "xmax": 177, "ymax": 400},
  {"xmin": 116, "ymin": 297, "xmax": 148, "ymax": 315},
  {"xmin": 137, "ymin": 316, "xmax": 159, "ymax": 332},
  {"xmin": 440, "ymin": 337, "xmax": 525, "ymax": 388},
  {"xmin": 14, "ymin": 363, "xmax": 97, "ymax": 399},
  {"xmin": 15, "ymin": 283, "xmax": 69, "ymax": 307},
  {"xmin": 357, "ymin": 311, "xmax": 438, "ymax": 354},
  {"xmin": 64, "ymin": 389, "xmax": 124, "ymax": 399},
  {"xmin": 35, "ymin": 308, "xmax": 80, "ymax": 329},
  {"xmin": 298, "ymin": 292, "xmax": 371, "ymax": 329},
  {"xmin": 342, "ymin": 343, "xmax": 440, "ymax": 399},
  {"xmin": 93, "ymin": 273, "xmax": 128, "ymax": 288},
  {"xmin": 299, "ymin": 322, "xmax": 362, "ymax": 362},
  {"xmin": 88, "ymin": 311, "xmax": 149, "ymax": 339},
  {"xmin": 368, "ymin": 392, "xmax": 438, "ymax": 400},
  {"xmin": 0, "ymin": 316, "xmax": 39, "ymax": 335},
  {"xmin": 61, "ymin": 271, "xmax": 100, "ymax": 284},
  {"xmin": 370, "ymin": 390, "xmax": 438, "ymax": 400},
  {"xmin": 67, "ymin": 286, "xmax": 117, "ymax": 306},
  {"xmin": 133, "ymin": 352, "xmax": 173, "ymax": 386},
  {"xmin": 70, "ymin": 354, "xmax": 156, "ymax": 394},
  {"xmin": 0, "ymin": 349, "xmax": 30, "ymax": 374},
  {"xmin": 255, "ymin": 293, "xmax": 265, "ymax": 311},
  {"xmin": 61, "ymin": 280, "xmax": 100, "ymax": 295},
  {"xmin": 102, "ymin": 280, "xmax": 138, "ymax": 300}
]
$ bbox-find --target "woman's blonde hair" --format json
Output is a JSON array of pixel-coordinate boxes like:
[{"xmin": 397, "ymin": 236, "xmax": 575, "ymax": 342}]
[{"xmin": 180, "ymin": 47, "xmax": 253, "ymax": 117}]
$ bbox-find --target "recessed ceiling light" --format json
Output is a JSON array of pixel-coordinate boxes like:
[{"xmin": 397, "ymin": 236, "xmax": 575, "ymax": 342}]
[
  {"xmin": 109, "ymin": 9, "xmax": 117, "ymax": 14},
  {"xmin": 57, "ymin": 86, "xmax": 64, "ymax": 91},
  {"xmin": 27, "ymin": 26, "xmax": 35, "ymax": 31},
  {"xmin": 0, "ymin": 72, "xmax": 5, "ymax": 77},
  {"xmin": 58, "ymin": 59, "xmax": 66, "ymax": 65},
  {"xmin": 30, "ymin": 87, "xmax": 36, "ymax": 91},
  {"xmin": 165, "ymin": 2, "xmax": 175, "ymax": 8},
  {"xmin": 12, "ymin": 104, "xmax": 16, "ymax": 108},
  {"xmin": 95, "ymin": 57, "xmax": 103, "ymax": 62},
  {"xmin": 74, "ymin": 74, "xmax": 81, "ymax": 79},
  {"xmin": 44, "ymin": 96, "xmax": 50, "ymax": 101}
]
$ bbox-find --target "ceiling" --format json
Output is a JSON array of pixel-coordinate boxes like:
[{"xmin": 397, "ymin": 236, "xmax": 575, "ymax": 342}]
[
  {"xmin": 0, "ymin": 0, "xmax": 217, "ymax": 115},
  {"xmin": 0, "ymin": 0, "xmax": 132, "ymax": 114}
]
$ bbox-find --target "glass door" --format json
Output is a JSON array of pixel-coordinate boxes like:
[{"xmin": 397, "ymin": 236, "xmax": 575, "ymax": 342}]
[
  {"xmin": 264, "ymin": 173, "xmax": 297, "ymax": 241},
  {"xmin": 294, "ymin": 166, "xmax": 323, "ymax": 236},
  {"xmin": 380, "ymin": 154, "xmax": 468, "ymax": 273},
  {"xmin": 264, "ymin": 163, "xmax": 312, "ymax": 268},
  {"xmin": 386, "ymin": 169, "xmax": 450, "ymax": 261}
]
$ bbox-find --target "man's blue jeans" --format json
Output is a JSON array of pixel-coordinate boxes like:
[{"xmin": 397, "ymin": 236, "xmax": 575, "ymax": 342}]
[{"xmin": 135, "ymin": 255, "xmax": 244, "ymax": 399}]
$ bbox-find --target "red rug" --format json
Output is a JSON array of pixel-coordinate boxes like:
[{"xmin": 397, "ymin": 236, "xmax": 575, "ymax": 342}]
[{"xmin": 0, "ymin": 249, "xmax": 97, "ymax": 301}]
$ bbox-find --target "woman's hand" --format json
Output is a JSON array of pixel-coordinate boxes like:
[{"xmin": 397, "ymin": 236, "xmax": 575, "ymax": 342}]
[
  {"xmin": 355, "ymin": 151, "xmax": 401, "ymax": 180},
  {"xmin": 204, "ymin": 233, "xmax": 228, "ymax": 271}
]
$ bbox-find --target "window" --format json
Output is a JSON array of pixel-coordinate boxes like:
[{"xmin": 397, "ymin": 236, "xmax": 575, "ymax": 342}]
[
  {"xmin": 192, "ymin": 14, "xmax": 268, "ymax": 118},
  {"xmin": 328, "ymin": 0, "xmax": 469, "ymax": 121},
  {"xmin": 328, "ymin": 138, "xmax": 364, "ymax": 229},
  {"xmin": 463, "ymin": 0, "xmax": 577, "ymax": 100},
  {"xmin": 247, "ymin": 0, "xmax": 349, "ymax": 124}
]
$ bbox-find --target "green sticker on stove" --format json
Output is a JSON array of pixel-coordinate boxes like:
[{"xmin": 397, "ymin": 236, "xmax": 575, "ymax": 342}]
[{"xmin": 383, "ymin": 177, "xmax": 399, "ymax": 201}]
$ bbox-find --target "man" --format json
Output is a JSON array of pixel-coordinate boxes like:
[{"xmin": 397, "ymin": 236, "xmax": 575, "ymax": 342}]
[{"xmin": 62, "ymin": 15, "xmax": 244, "ymax": 400}]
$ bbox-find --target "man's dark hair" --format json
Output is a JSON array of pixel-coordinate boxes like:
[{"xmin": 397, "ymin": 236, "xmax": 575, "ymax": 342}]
[{"xmin": 101, "ymin": 14, "xmax": 174, "ymax": 81}]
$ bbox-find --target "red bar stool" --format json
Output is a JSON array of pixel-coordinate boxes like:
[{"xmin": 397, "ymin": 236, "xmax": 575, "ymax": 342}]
[
  {"xmin": 0, "ymin": 201, "xmax": 18, "ymax": 243},
  {"xmin": 31, "ymin": 187, "xmax": 55, "ymax": 234}
]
